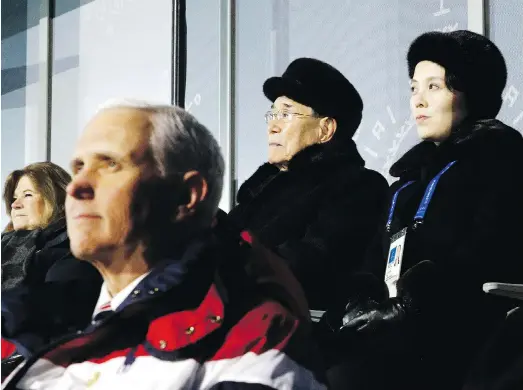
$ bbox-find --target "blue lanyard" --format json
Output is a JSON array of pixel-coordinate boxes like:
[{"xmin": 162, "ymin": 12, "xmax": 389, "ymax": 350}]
[
  {"xmin": 386, "ymin": 181, "xmax": 414, "ymax": 229},
  {"xmin": 386, "ymin": 161, "xmax": 457, "ymax": 229}
]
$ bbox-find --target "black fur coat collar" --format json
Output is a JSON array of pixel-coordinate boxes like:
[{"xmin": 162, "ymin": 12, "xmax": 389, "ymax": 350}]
[
  {"xmin": 390, "ymin": 119, "xmax": 522, "ymax": 181},
  {"xmin": 237, "ymin": 140, "xmax": 364, "ymax": 204}
]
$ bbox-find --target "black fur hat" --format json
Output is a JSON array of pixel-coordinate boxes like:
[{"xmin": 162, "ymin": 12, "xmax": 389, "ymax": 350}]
[
  {"xmin": 263, "ymin": 58, "xmax": 363, "ymax": 138},
  {"xmin": 407, "ymin": 30, "xmax": 507, "ymax": 119}
]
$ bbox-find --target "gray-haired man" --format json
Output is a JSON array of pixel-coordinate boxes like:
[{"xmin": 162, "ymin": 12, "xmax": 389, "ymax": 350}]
[{"xmin": 1, "ymin": 102, "xmax": 326, "ymax": 389}]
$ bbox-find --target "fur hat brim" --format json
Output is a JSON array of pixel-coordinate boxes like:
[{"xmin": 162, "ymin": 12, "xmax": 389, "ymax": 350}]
[
  {"xmin": 263, "ymin": 76, "xmax": 317, "ymax": 107},
  {"xmin": 407, "ymin": 32, "xmax": 466, "ymax": 80}
]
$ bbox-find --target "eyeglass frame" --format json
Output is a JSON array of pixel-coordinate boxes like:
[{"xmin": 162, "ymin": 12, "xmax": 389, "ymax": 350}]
[{"xmin": 264, "ymin": 109, "xmax": 321, "ymax": 124}]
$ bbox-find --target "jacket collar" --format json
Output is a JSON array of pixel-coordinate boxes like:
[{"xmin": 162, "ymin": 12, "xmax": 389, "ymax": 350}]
[
  {"xmin": 113, "ymin": 231, "xmax": 218, "ymax": 317},
  {"xmin": 286, "ymin": 140, "xmax": 364, "ymax": 171},
  {"xmin": 237, "ymin": 140, "xmax": 364, "ymax": 203},
  {"xmin": 97, "ymin": 229, "xmax": 301, "ymax": 356},
  {"xmin": 69, "ymin": 234, "xmax": 252, "ymax": 361},
  {"xmin": 389, "ymin": 119, "xmax": 519, "ymax": 179}
]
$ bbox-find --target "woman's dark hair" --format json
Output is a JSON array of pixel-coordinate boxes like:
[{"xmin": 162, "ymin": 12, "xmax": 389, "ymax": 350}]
[
  {"xmin": 444, "ymin": 71, "xmax": 465, "ymax": 94},
  {"xmin": 3, "ymin": 162, "xmax": 71, "ymax": 232}
]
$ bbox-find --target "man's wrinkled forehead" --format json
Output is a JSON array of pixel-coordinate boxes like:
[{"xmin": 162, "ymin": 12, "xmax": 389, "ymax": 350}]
[
  {"xmin": 74, "ymin": 107, "xmax": 153, "ymax": 163},
  {"xmin": 273, "ymin": 96, "xmax": 313, "ymax": 114}
]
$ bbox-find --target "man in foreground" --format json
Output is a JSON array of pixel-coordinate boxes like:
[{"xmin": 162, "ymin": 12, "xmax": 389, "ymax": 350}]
[{"xmin": 2, "ymin": 102, "xmax": 325, "ymax": 389}]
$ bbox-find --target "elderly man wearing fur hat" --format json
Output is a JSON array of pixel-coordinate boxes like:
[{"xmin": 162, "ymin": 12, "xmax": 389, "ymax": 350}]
[
  {"xmin": 333, "ymin": 31, "xmax": 523, "ymax": 390},
  {"xmin": 227, "ymin": 58, "xmax": 388, "ymax": 313}
]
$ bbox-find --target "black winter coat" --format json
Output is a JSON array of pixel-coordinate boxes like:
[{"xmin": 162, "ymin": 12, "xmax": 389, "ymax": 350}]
[
  {"xmin": 1, "ymin": 219, "xmax": 101, "ymax": 291},
  {"xmin": 228, "ymin": 141, "xmax": 388, "ymax": 310},
  {"xmin": 360, "ymin": 119, "xmax": 523, "ymax": 390}
]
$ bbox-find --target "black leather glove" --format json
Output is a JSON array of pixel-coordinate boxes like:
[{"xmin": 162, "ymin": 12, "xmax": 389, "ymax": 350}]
[
  {"xmin": 317, "ymin": 273, "xmax": 388, "ymax": 334},
  {"xmin": 340, "ymin": 260, "xmax": 439, "ymax": 334},
  {"xmin": 340, "ymin": 297, "xmax": 407, "ymax": 333}
]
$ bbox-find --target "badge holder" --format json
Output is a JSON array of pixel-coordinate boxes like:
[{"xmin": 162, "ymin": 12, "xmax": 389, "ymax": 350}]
[{"xmin": 385, "ymin": 228, "xmax": 407, "ymax": 298}]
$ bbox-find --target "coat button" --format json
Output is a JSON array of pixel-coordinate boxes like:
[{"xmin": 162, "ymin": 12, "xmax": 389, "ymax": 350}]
[
  {"xmin": 132, "ymin": 290, "xmax": 140, "ymax": 296},
  {"xmin": 185, "ymin": 326, "xmax": 195, "ymax": 335},
  {"xmin": 159, "ymin": 340, "xmax": 167, "ymax": 349},
  {"xmin": 209, "ymin": 315, "xmax": 222, "ymax": 324}
]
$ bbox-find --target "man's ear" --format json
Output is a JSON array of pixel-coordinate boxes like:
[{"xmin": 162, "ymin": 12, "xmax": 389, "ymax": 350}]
[
  {"xmin": 175, "ymin": 171, "xmax": 208, "ymax": 222},
  {"xmin": 319, "ymin": 117, "xmax": 337, "ymax": 143}
]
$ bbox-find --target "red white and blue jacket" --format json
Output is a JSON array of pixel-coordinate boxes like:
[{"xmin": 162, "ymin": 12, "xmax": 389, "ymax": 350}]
[{"xmin": 2, "ymin": 232, "xmax": 326, "ymax": 389}]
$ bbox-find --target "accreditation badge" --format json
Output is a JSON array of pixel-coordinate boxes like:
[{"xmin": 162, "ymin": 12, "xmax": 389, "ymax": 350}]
[{"xmin": 385, "ymin": 227, "xmax": 407, "ymax": 298}]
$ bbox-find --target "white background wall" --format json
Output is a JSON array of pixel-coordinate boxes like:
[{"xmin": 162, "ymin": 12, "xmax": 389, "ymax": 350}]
[
  {"xmin": 50, "ymin": 0, "xmax": 173, "ymax": 171},
  {"xmin": 1, "ymin": 1, "xmax": 41, "ymax": 228}
]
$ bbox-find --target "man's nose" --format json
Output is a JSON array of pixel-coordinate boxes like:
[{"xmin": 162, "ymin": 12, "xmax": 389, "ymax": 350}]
[
  {"xmin": 66, "ymin": 173, "xmax": 95, "ymax": 200},
  {"xmin": 268, "ymin": 122, "xmax": 282, "ymax": 134}
]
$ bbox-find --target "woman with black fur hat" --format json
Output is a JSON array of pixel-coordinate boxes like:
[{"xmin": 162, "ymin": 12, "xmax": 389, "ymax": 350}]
[{"xmin": 333, "ymin": 30, "xmax": 523, "ymax": 390}]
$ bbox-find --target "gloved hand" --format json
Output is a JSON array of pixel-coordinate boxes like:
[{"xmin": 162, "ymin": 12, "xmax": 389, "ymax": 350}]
[
  {"xmin": 311, "ymin": 273, "xmax": 387, "ymax": 367},
  {"xmin": 340, "ymin": 297, "xmax": 407, "ymax": 333},
  {"xmin": 317, "ymin": 273, "xmax": 388, "ymax": 334},
  {"xmin": 340, "ymin": 260, "xmax": 439, "ymax": 334}
]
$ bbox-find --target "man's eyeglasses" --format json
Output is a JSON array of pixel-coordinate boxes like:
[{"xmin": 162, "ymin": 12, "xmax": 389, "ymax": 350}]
[{"xmin": 264, "ymin": 110, "xmax": 317, "ymax": 124}]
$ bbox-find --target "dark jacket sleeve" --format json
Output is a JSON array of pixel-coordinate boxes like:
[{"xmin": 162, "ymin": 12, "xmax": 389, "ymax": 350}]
[{"xmin": 275, "ymin": 170, "xmax": 389, "ymax": 307}]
